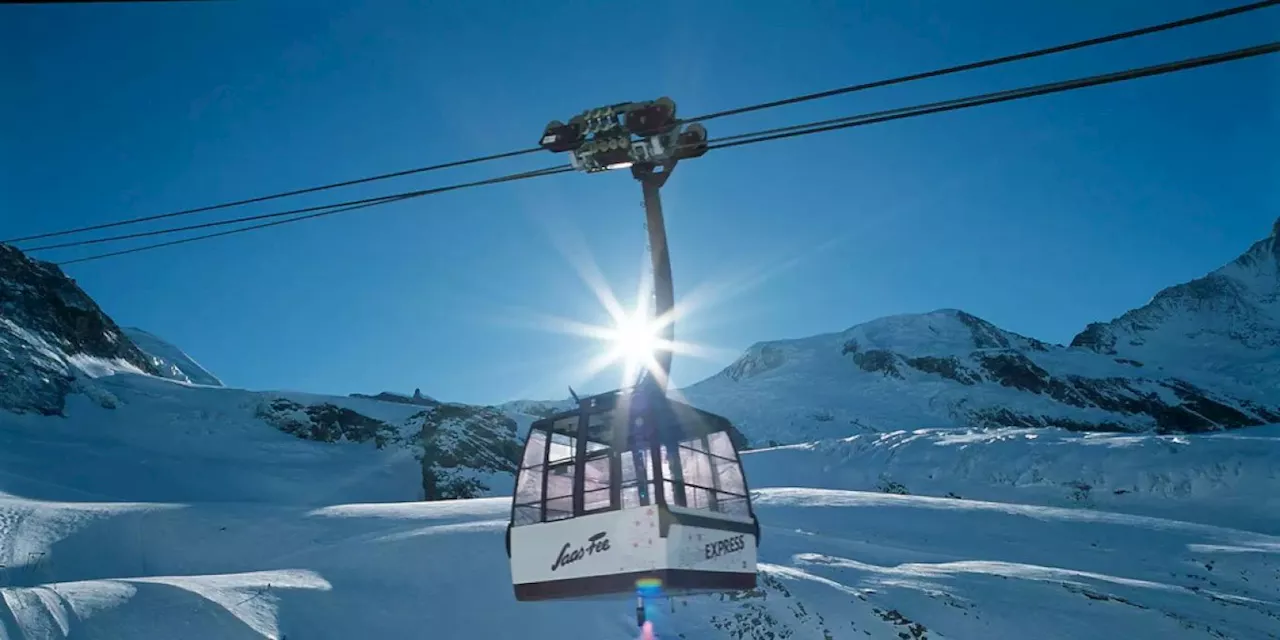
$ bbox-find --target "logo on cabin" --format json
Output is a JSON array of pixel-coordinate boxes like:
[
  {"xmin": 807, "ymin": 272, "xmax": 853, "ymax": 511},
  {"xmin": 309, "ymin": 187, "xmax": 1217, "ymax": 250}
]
[
  {"xmin": 551, "ymin": 531, "xmax": 611, "ymax": 571},
  {"xmin": 704, "ymin": 534, "xmax": 746, "ymax": 560}
]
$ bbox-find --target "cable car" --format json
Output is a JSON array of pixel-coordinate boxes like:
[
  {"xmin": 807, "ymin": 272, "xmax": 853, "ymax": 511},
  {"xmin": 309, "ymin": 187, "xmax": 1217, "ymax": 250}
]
[
  {"xmin": 505, "ymin": 381, "xmax": 760, "ymax": 603},
  {"xmin": 520, "ymin": 96, "xmax": 754, "ymax": 625}
]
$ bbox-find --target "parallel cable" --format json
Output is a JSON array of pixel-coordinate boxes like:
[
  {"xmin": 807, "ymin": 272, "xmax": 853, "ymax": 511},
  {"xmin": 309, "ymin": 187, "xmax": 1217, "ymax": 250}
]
[
  {"xmin": 51, "ymin": 42, "xmax": 1279, "ymax": 266},
  {"xmin": 57, "ymin": 165, "xmax": 572, "ymax": 266},
  {"xmin": 26, "ymin": 164, "xmax": 571, "ymax": 252},
  {"xmin": 8, "ymin": 0, "xmax": 1274, "ymax": 247},
  {"xmin": 703, "ymin": 42, "xmax": 1279, "ymax": 151},
  {"xmin": 4, "ymin": 147, "xmax": 542, "ymax": 245},
  {"xmin": 682, "ymin": 0, "xmax": 1279, "ymax": 125}
]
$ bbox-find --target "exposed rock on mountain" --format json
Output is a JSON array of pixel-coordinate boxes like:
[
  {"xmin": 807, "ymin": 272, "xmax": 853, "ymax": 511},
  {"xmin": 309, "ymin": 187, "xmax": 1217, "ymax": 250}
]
[
  {"xmin": 255, "ymin": 395, "xmax": 521, "ymax": 500},
  {"xmin": 685, "ymin": 306, "xmax": 1278, "ymax": 445},
  {"xmin": 1072, "ymin": 217, "xmax": 1280, "ymax": 391},
  {"xmin": 0, "ymin": 244, "xmax": 157, "ymax": 415}
]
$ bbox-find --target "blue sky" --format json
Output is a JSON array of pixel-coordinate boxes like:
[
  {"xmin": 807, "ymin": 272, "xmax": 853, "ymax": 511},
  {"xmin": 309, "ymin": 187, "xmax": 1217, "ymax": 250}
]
[{"xmin": 2, "ymin": 0, "xmax": 1276, "ymax": 405}]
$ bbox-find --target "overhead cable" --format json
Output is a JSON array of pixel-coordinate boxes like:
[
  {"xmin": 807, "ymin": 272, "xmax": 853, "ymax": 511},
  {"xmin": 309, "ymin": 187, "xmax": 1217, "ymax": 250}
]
[
  {"xmin": 5, "ymin": 148, "xmax": 542, "ymax": 245},
  {"xmin": 57, "ymin": 165, "xmax": 572, "ymax": 266},
  {"xmin": 703, "ymin": 42, "xmax": 1279, "ymax": 151},
  {"xmin": 682, "ymin": 0, "xmax": 1279, "ymax": 125},
  {"xmin": 9, "ymin": 0, "xmax": 1273, "ymax": 247},
  {"xmin": 52, "ymin": 42, "xmax": 1279, "ymax": 265}
]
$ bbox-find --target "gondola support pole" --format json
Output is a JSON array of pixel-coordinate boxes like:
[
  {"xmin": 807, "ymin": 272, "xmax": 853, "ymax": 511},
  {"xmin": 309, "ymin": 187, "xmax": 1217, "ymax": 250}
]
[
  {"xmin": 633, "ymin": 162, "xmax": 677, "ymax": 390},
  {"xmin": 536, "ymin": 97, "xmax": 709, "ymax": 393}
]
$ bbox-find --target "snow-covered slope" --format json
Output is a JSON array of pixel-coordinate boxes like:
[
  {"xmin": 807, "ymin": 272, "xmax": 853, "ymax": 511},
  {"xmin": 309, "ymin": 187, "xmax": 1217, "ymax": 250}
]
[
  {"xmin": 744, "ymin": 424, "xmax": 1280, "ymax": 535},
  {"xmin": 1073, "ymin": 218, "xmax": 1280, "ymax": 392},
  {"xmin": 122, "ymin": 327, "xmax": 223, "ymax": 387},
  {"xmin": 2, "ymin": 424, "xmax": 1278, "ymax": 639},
  {"xmin": 0, "ymin": 374, "xmax": 523, "ymax": 505}
]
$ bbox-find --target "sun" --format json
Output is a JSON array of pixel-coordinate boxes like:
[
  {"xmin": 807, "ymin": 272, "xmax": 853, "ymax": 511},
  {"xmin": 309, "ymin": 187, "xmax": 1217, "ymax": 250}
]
[
  {"xmin": 607, "ymin": 308, "xmax": 664, "ymax": 384},
  {"xmin": 508, "ymin": 219, "xmax": 754, "ymax": 395}
]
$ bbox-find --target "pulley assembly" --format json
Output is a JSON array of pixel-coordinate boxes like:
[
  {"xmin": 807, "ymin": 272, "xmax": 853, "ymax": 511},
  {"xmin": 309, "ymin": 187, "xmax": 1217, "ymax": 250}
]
[{"xmin": 538, "ymin": 98, "xmax": 708, "ymax": 174}]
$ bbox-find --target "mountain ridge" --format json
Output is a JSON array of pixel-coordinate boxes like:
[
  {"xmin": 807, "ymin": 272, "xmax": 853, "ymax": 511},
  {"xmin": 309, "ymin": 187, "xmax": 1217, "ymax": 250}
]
[
  {"xmin": 681, "ymin": 220, "xmax": 1280, "ymax": 443},
  {"xmin": 3, "ymin": 218, "xmax": 1276, "ymax": 456},
  {"xmin": 1071, "ymin": 218, "xmax": 1280, "ymax": 391}
]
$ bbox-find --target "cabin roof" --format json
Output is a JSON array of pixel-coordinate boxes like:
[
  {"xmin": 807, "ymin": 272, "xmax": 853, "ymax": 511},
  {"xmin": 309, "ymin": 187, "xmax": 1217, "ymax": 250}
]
[{"xmin": 530, "ymin": 387, "xmax": 742, "ymax": 446}]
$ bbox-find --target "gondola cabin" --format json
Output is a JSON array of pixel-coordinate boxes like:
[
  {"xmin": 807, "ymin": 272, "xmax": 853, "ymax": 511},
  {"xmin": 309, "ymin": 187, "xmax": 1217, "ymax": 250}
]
[{"xmin": 506, "ymin": 384, "xmax": 760, "ymax": 602}]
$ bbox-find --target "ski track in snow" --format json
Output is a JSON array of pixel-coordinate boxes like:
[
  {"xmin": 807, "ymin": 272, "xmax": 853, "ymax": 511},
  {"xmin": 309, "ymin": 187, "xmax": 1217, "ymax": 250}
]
[{"xmin": 0, "ymin": 490, "xmax": 1278, "ymax": 639}]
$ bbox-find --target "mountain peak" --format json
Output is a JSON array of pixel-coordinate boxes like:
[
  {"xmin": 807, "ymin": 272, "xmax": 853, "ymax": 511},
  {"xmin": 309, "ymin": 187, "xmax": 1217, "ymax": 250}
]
[
  {"xmin": 712, "ymin": 308, "xmax": 1051, "ymax": 385},
  {"xmin": 1069, "ymin": 222, "xmax": 1280, "ymax": 384},
  {"xmin": 839, "ymin": 308, "xmax": 1049, "ymax": 357}
]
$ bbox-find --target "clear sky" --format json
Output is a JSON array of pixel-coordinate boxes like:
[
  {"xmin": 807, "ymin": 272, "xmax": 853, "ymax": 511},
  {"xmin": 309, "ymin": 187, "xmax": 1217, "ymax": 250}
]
[{"xmin": 2, "ymin": 0, "xmax": 1276, "ymax": 406}]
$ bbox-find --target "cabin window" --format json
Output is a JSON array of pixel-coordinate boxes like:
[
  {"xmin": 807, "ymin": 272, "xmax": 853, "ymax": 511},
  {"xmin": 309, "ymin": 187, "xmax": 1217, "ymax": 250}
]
[
  {"xmin": 620, "ymin": 448, "xmax": 655, "ymax": 509},
  {"xmin": 543, "ymin": 433, "xmax": 577, "ymax": 521},
  {"xmin": 512, "ymin": 430, "xmax": 548, "ymax": 526},
  {"xmin": 582, "ymin": 451, "xmax": 613, "ymax": 513},
  {"xmin": 660, "ymin": 432, "xmax": 750, "ymax": 517},
  {"xmin": 546, "ymin": 432, "xmax": 576, "ymax": 466}
]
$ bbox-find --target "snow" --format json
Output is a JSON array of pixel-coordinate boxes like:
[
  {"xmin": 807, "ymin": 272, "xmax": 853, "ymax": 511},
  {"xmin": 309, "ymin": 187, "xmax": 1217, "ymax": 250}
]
[
  {"xmin": 1, "ymin": 486, "xmax": 1277, "ymax": 638},
  {"xmin": 2, "ymin": 372, "xmax": 1278, "ymax": 638},
  {"xmin": 1075, "ymin": 232, "xmax": 1280, "ymax": 392},
  {"xmin": 122, "ymin": 327, "xmax": 223, "ymax": 387},
  {"xmin": 64, "ymin": 354, "xmax": 148, "ymax": 379},
  {"xmin": 742, "ymin": 425, "xmax": 1280, "ymax": 534},
  {"xmin": 0, "ymin": 378, "xmax": 424, "ymax": 505},
  {"xmin": 1, "ymin": 220, "xmax": 1277, "ymax": 638},
  {"xmin": 678, "ymin": 305, "xmax": 1278, "ymax": 444}
]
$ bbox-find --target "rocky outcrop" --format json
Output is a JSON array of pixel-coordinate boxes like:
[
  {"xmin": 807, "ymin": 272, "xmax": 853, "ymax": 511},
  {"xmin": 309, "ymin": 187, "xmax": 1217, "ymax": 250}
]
[
  {"xmin": 349, "ymin": 389, "xmax": 438, "ymax": 407},
  {"xmin": 0, "ymin": 244, "xmax": 157, "ymax": 415},
  {"xmin": 417, "ymin": 403, "xmax": 521, "ymax": 501},
  {"xmin": 256, "ymin": 395, "xmax": 522, "ymax": 501},
  {"xmin": 256, "ymin": 398, "xmax": 401, "ymax": 447},
  {"xmin": 843, "ymin": 341, "xmax": 904, "ymax": 379}
]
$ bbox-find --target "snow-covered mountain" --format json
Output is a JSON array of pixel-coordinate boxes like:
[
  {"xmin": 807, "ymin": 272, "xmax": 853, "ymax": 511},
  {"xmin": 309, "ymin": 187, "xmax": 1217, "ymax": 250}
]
[
  {"xmin": 0, "ymin": 245, "xmax": 522, "ymax": 502},
  {"xmin": 683, "ymin": 309, "xmax": 1279, "ymax": 445},
  {"xmin": 1072, "ymin": 219, "xmax": 1280, "ymax": 392},
  {"xmin": 122, "ymin": 326, "xmax": 223, "ymax": 387},
  {"xmin": 683, "ymin": 221, "xmax": 1280, "ymax": 445}
]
